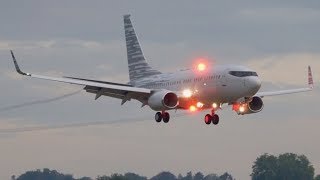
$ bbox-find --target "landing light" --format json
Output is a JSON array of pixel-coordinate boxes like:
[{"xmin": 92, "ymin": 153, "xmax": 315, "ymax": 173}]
[
  {"xmin": 239, "ymin": 105, "xmax": 245, "ymax": 113},
  {"xmin": 189, "ymin": 105, "xmax": 197, "ymax": 112},
  {"xmin": 212, "ymin": 103, "xmax": 218, "ymax": 109},
  {"xmin": 196, "ymin": 102, "xmax": 204, "ymax": 108},
  {"xmin": 182, "ymin": 89, "xmax": 193, "ymax": 98}
]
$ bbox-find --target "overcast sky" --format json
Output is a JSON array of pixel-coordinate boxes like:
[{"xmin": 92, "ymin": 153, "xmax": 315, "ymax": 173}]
[{"xmin": 0, "ymin": 1, "xmax": 319, "ymax": 179}]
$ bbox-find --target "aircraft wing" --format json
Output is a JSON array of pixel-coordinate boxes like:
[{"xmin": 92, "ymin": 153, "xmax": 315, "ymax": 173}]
[
  {"xmin": 10, "ymin": 50, "xmax": 151, "ymax": 103},
  {"xmin": 255, "ymin": 66, "xmax": 314, "ymax": 97}
]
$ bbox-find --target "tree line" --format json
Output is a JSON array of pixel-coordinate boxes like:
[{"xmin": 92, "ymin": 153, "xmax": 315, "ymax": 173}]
[
  {"xmin": 12, "ymin": 170, "xmax": 233, "ymax": 180},
  {"xmin": 11, "ymin": 153, "xmax": 320, "ymax": 180}
]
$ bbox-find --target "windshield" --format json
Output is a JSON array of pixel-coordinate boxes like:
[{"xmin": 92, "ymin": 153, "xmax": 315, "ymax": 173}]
[{"xmin": 229, "ymin": 71, "xmax": 258, "ymax": 77}]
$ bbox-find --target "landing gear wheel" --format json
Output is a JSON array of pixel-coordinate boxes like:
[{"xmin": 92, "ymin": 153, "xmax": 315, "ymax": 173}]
[
  {"xmin": 212, "ymin": 114, "xmax": 220, "ymax": 125},
  {"xmin": 204, "ymin": 114, "xmax": 212, "ymax": 125},
  {"xmin": 155, "ymin": 112, "xmax": 162, "ymax": 123},
  {"xmin": 162, "ymin": 112, "xmax": 170, "ymax": 123}
]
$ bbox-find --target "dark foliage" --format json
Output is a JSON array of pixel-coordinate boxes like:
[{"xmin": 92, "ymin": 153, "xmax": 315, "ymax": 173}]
[
  {"xmin": 150, "ymin": 171, "xmax": 177, "ymax": 180},
  {"xmin": 16, "ymin": 168, "xmax": 74, "ymax": 180},
  {"xmin": 14, "ymin": 169, "xmax": 233, "ymax": 180},
  {"xmin": 314, "ymin": 175, "xmax": 320, "ymax": 180},
  {"xmin": 251, "ymin": 153, "xmax": 315, "ymax": 180},
  {"xmin": 97, "ymin": 173, "xmax": 147, "ymax": 180}
]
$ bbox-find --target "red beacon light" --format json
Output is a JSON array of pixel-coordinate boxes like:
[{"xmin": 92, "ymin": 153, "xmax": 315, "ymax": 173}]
[{"xmin": 192, "ymin": 57, "xmax": 211, "ymax": 74}]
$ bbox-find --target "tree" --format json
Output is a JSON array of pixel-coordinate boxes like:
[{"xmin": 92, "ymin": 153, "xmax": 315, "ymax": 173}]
[
  {"xmin": 314, "ymin": 175, "xmax": 320, "ymax": 180},
  {"xmin": 251, "ymin": 154, "xmax": 278, "ymax": 180},
  {"xmin": 251, "ymin": 153, "xmax": 315, "ymax": 180},
  {"xmin": 109, "ymin": 174, "xmax": 126, "ymax": 180},
  {"xmin": 203, "ymin": 174, "xmax": 219, "ymax": 180},
  {"xmin": 16, "ymin": 168, "xmax": 74, "ymax": 180},
  {"xmin": 77, "ymin": 177, "xmax": 92, "ymax": 180},
  {"xmin": 194, "ymin": 172, "xmax": 204, "ymax": 180},
  {"xmin": 124, "ymin": 172, "xmax": 147, "ymax": 180},
  {"xmin": 185, "ymin": 172, "xmax": 193, "ymax": 180},
  {"xmin": 151, "ymin": 171, "xmax": 177, "ymax": 180},
  {"xmin": 277, "ymin": 153, "xmax": 314, "ymax": 180},
  {"xmin": 219, "ymin": 172, "xmax": 234, "ymax": 180},
  {"xmin": 14, "ymin": 169, "xmax": 236, "ymax": 180},
  {"xmin": 96, "ymin": 175, "xmax": 110, "ymax": 180},
  {"xmin": 96, "ymin": 174, "xmax": 127, "ymax": 180}
]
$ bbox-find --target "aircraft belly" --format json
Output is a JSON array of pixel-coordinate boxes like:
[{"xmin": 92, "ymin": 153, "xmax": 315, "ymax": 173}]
[{"xmin": 195, "ymin": 86, "xmax": 226, "ymax": 104}]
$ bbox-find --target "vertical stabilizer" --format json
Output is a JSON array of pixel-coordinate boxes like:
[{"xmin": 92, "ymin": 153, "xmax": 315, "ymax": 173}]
[{"xmin": 124, "ymin": 14, "xmax": 161, "ymax": 82}]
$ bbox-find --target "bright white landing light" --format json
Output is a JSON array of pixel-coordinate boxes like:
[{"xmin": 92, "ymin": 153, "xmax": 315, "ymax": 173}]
[
  {"xmin": 182, "ymin": 89, "xmax": 193, "ymax": 98},
  {"xmin": 196, "ymin": 102, "xmax": 204, "ymax": 108},
  {"xmin": 212, "ymin": 103, "xmax": 218, "ymax": 109},
  {"xmin": 239, "ymin": 106, "xmax": 245, "ymax": 113}
]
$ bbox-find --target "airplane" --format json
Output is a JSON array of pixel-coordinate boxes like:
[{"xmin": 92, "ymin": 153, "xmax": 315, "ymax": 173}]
[{"xmin": 9, "ymin": 14, "xmax": 314, "ymax": 125}]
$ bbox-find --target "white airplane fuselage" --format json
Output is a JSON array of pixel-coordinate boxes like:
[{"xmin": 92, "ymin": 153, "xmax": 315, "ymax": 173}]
[{"xmin": 134, "ymin": 65, "xmax": 261, "ymax": 109}]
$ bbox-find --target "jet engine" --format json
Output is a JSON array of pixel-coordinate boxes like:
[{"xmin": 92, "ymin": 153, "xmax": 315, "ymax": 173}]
[
  {"xmin": 148, "ymin": 91, "xmax": 179, "ymax": 111},
  {"xmin": 235, "ymin": 96, "xmax": 264, "ymax": 115}
]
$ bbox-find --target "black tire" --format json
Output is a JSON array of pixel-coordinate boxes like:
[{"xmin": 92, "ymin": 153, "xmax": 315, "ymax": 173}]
[
  {"xmin": 204, "ymin": 114, "xmax": 212, "ymax": 125},
  {"xmin": 163, "ymin": 112, "xmax": 170, "ymax": 123},
  {"xmin": 212, "ymin": 114, "xmax": 220, "ymax": 125},
  {"xmin": 155, "ymin": 112, "xmax": 162, "ymax": 122}
]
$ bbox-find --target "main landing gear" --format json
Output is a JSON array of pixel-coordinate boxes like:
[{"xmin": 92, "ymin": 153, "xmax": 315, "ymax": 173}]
[
  {"xmin": 155, "ymin": 111, "xmax": 170, "ymax": 123},
  {"xmin": 204, "ymin": 110, "xmax": 220, "ymax": 125},
  {"xmin": 155, "ymin": 110, "xmax": 219, "ymax": 125}
]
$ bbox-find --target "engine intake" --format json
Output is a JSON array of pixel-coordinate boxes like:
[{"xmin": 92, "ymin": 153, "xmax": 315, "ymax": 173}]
[
  {"xmin": 148, "ymin": 91, "xmax": 179, "ymax": 111},
  {"xmin": 248, "ymin": 96, "xmax": 264, "ymax": 113},
  {"xmin": 235, "ymin": 96, "xmax": 264, "ymax": 115}
]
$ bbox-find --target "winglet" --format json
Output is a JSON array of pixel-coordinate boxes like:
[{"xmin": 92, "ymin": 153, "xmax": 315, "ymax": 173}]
[
  {"xmin": 10, "ymin": 50, "xmax": 29, "ymax": 76},
  {"xmin": 308, "ymin": 66, "xmax": 314, "ymax": 89}
]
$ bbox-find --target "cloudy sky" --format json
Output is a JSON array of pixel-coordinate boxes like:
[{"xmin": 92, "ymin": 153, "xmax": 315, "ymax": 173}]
[{"xmin": 0, "ymin": 1, "xmax": 319, "ymax": 179}]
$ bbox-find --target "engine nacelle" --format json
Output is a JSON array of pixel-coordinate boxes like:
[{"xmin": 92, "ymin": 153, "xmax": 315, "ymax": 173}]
[
  {"xmin": 236, "ymin": 96, "xmax": 264, "ymax": 115},
  {"xmin": 148, "ymin": 91, "xmax": 179, "ymax": 111}
]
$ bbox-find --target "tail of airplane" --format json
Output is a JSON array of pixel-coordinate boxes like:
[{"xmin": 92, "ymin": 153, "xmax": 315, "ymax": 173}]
[{"xmin": 124, "ymin": 14, "xmax": 161, "ymax": 83}]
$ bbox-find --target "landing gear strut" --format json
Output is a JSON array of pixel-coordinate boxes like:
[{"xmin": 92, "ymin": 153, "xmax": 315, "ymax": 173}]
[
  {"xmin": 204, "ymin": 110, "xmax": 220, "ymax": 125},
  {"xmin": 155, "ymin": 111, "xmax": 170, "ymax": 123}
]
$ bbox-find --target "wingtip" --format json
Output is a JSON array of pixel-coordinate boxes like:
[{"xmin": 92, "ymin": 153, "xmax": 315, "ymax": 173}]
[
  {"xmin": 10, "ymin": 50, "xmax": 28, "ymax": 76},
  {"xmin": 123, "ymin": 14, "xmax": 131, "ymax": 19},
  {"xmin": 10, "ymin": 50, "xmax": 15, "ymax": 58},
  {"xmin": 308, "ymin": 65, "xmax": 314, "ymax": 89}
]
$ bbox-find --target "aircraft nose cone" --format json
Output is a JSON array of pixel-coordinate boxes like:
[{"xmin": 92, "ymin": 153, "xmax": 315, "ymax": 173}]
[{"xmin": 247, "ymin": 77, "xmax": 261, "ymax": 94}]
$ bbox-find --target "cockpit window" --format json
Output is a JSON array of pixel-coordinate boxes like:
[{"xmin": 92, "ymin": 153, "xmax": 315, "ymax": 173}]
[{"xmin": 229, "ymin": 71, "xmax": 258, "ymax": 77}]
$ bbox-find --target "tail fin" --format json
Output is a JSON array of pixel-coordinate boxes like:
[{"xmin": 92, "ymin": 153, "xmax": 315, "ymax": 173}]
[{"xmin": 124, "ymin": 14, "xmax": 161, "ymax": 82}]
